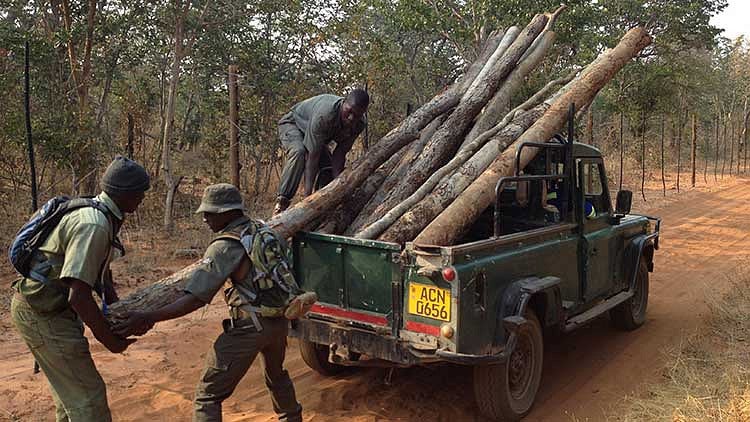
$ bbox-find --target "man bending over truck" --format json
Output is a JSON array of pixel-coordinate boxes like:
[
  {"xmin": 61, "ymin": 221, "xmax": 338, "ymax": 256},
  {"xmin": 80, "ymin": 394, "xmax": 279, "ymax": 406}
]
[{"xmin": 274, "ymin": 89, "xmax": 369, "ymax": 215}]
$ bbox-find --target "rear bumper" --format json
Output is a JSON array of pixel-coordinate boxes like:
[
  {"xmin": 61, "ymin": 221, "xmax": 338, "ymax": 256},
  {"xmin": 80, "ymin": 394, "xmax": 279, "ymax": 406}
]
[{"xmin": 289, "ymin": 317, "xmax": 509, "ymax": 366}]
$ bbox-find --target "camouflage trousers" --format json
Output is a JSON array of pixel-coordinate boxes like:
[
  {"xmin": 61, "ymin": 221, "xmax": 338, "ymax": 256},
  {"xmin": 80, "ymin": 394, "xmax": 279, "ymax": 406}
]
[
  {"xmin": 193, "ymin": 315, "xmax": 302, "ymax": 422},
  {"xmin": 11, "ymin": 295, "xmax": 111, "ymax": 422}
]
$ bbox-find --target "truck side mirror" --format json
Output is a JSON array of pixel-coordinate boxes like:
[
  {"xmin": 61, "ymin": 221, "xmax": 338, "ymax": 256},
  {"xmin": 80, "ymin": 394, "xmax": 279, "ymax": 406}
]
[{"xmin": 615, "ymin": 190, "xmax": 632, "ymax": 215}]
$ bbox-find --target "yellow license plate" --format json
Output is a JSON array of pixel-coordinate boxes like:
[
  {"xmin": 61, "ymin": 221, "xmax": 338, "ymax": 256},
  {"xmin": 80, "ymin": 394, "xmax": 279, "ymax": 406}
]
[{"xmin": 408, "ymin": 283, "xmax": 451, "ymax": 322}]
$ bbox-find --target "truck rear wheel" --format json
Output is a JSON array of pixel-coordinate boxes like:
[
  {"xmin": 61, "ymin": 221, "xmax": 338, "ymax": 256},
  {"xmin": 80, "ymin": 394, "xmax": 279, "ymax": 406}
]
[
  {"xmin": 474, "ymin": 310, "xmax": 544, "ymax": 421},
  {"xmin": 610, "ymin": 258, "xmax": 649, "ymax": 331},
  {"xmin": 298, "ymin": 340, "xmax": 348, "ymax": 376}
]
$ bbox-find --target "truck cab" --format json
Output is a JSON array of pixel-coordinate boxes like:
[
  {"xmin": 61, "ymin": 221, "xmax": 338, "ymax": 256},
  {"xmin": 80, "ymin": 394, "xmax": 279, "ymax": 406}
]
[{"xmin": 289, "ymin": 114, "xmax": 661, "ymax": 421}]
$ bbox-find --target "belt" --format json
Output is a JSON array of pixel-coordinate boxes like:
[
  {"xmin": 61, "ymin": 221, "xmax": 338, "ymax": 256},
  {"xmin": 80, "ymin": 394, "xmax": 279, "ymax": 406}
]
[{"xmin": 229, "ymin": 305, "xmax": 264, "ymax": 332}]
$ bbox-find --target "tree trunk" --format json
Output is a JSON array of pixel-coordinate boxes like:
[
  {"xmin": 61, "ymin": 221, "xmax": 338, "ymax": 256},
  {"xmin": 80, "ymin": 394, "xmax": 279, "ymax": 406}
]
[
  {"xmin": 346, "ymin": 114, "xmax": 446, "ymax": 234},
  {"xmin": 460, "ymin": 27, "xmax": 555, "ymax": 150},
  {"xmin": 161, "ymin": 18, "xmax": 184, "ymax": 232},
  {"xmin": 228, "ymin": 64, "xmax": 240, "ymax": 189},
  {"xmin": 691, "ymin": 113, "xmax": 696, "ymax": 187},
  {"xmin": 24, "ymin": 40, "xmax": 38, "ymax": 212},
  {"xmin": 415, "ymin": 27, "xmax": 652, "ymax": 246},
  {"xmin": 715, "ymin": 112, "xmax": 720, "ymax": 181},
  {"xmin": 356, "ymin": 14, "xmax": 549, "ymax": 232},
  {"xmin": 106, "ymin": 261, "xmax": 205, "ymax": 326},
  {"xmin": 722, "ymin": 114, "xmax": 727, "ymax": 178},
  {"xmin": 729, "ymin": 118, "xmax": 735, "ymax": 176},
  {"xmin": 676, "ymin": 109, "xmax": 682, "ymax": 192},
  {"xmin": 641, "ymin": 113, "xmax": 646, "ymax": 201},
  {"xmin": 743, "ymin": 98, "xmax": 749, "ymax": 173},
  {"xmin": 661, "ymin": 114, "xmax": 666, "ymax": 196},
  {"xmin": 127, "ymin": 113, "xmax": 134, "ymax": 159},
  {"xmin": 704, "ymin": 116, "xmax": 709, "ymax": 184}
]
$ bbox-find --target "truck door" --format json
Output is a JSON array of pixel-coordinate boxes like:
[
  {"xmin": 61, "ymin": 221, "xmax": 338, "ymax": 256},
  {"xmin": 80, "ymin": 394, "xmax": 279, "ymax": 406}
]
[{"xmin": 578, "ymin": 159, "xmax": 615, "ymax": 301}]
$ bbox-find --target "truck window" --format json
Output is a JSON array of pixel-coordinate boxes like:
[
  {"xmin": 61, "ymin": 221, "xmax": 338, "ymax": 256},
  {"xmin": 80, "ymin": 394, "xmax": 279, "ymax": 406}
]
[
  {"xmin": 577, "ymin": 160, "xmax": 610, "ymax": 216},
  {"xmin": 583, "ymin": 162, "xmax": 603, "ymax": 196}
]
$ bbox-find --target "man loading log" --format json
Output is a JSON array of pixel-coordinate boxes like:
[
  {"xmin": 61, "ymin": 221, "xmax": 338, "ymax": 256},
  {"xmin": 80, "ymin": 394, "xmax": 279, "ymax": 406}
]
[
  {"xmin": 274, "ymin": 89, "xmax": 369, "ymax": 215},
  {"xmin": 115, "ymin": 183, "xmax": 316, "ymax": 422},
  {"xmin": 10, "ymin": 156, "xmax": 150, "ymax": 421}
]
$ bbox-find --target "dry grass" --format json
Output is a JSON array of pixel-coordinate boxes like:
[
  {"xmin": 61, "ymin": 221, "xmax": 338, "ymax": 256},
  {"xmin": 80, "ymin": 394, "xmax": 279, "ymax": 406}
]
[{"xmin": 613, "ymin": 269, "xmax": 750, "ymax": 421}]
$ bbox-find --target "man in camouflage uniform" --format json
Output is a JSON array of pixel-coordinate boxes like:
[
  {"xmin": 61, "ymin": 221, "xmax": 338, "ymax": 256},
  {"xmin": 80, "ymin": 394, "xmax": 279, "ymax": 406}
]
[
  {"xmin": 274, "ymin": 88, "xmax": 369, "ymax": 214},
  {"xmin": 10, "ymin": 156, "xmax": 150, "ymax": 422},
  {"xmin": 116, "ymin": 183, "xmax": 314, "ymax": 422}
]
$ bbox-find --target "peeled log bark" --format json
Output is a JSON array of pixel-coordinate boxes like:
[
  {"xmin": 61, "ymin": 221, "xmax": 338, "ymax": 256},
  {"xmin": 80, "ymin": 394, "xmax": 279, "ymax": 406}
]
[
  {"xmin": 378, "ymin": 72, "xmax": 577, "ymax": 244},
  {"xmin": 461, "ymin": 30, "xmax": 556, "ymax": 150},
  {"xmin": 355, "ymin": 14, "xmax": 549, "ymax": 233},
  {"xmin": 346, "ymin": 115, "xmax": 446, "ymax": 234},
  {"xmin": 346, "ymin": 31, "xmax": 510, "ymax": 235},
  {"xmin": 105, "ymin": 261, "xmax": 204, "ymax": 326},
  {"xmin": 415, "ymin": 27, "xmax": 653, "ymax": 246}
]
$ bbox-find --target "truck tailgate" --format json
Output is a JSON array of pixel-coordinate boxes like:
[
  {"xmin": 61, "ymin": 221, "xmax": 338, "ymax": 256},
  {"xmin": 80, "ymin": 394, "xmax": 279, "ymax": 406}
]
[{"xmin": 293, "ymin": 232, "xmax": 401, "ymax": 330}]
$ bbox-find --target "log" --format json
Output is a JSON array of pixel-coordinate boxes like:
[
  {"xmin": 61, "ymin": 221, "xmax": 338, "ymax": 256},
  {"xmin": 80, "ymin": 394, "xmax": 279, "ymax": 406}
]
[
  {"xmin": 360, "ymin": 71, "xmax": 576, "ymax": 241},
  {"xmin": 346, "ymin": 114, "xmax": 446, "ymax": 234},
  {"xmin": 460, "ymin": 26, "xmax": 556, "ymax": 150},
  {"xmin": 377, "ymin": 72, "xmax": 577, "ymax": 243},
  {"xmin": 415, "ymin": 27, "xmax": 653, "ymax": 246},
  {"xmin": 354, "ymin": 14, "xmax": 549, "ymax": 233},
  {"xmin": 105, "ymin": 260, "xmax": 205, "ymax": 325},
  {"xmin": 346, "ymin": 30, "xmax": 510, "ymax": 234}
]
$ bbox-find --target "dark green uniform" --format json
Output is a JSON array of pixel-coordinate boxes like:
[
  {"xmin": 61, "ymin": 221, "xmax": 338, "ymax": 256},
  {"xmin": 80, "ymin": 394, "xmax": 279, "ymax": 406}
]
[
  {"xmin": 277, "ymin": 94, "xmax": 366, "ymax": 200},
  {"xmin": 185, "ymin": 216, "xmax": 302, "ymax": 422},
  {"xmin": 10, "ymin": 192, "xmax": 122, "ymax": 422}
]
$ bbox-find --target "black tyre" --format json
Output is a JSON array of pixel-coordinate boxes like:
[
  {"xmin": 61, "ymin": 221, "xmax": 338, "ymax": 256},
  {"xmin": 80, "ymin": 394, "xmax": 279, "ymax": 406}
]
[
  {"xmin": 298, "ymin": 340, "xmax": 355, "ymax": 376},
  {"xmin": 474, "ymin": 310, "xmax": 544, "ymax": 421},
  {"xmin": 610, "ymin": 258, "xmax": 649, "ymax": 331}
]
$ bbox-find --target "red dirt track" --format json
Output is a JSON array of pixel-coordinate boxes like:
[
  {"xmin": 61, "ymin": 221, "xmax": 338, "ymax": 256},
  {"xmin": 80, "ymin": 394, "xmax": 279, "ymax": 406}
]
[{"xmin": 1, "ymin": 177, "xmax": 747, "ymax": 421}]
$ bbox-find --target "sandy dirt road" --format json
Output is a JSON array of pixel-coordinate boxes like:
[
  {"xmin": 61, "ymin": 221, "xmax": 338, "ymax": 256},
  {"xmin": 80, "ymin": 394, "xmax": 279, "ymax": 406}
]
[{"xmin": 1, "ymin": 177, "xmax": 748, "ymax": 421}]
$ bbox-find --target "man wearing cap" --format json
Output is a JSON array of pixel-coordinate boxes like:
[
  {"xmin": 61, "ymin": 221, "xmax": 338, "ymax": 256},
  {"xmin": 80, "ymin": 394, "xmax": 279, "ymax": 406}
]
[
  {"xmin": 115, "ymin": 183, "xmax": 313, "ymax": 422},
  {"xmin": 274, "ymin": 88, "xmax": 369, "ymax": 215},
  {"xmin": 10, "ymin": 156, "xmax": 150, "ymax": 422}
]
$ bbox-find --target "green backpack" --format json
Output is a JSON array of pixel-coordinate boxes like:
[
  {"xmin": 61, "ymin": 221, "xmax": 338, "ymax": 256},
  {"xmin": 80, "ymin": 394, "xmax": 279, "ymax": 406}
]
[{"xmin": 213, "ymin": 220, "xmax": 302, "ymax": 315}]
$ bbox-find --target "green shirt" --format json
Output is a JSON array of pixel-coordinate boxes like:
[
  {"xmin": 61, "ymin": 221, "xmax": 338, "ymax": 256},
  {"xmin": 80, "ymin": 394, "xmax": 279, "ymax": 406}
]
[
  {"xmin": 183, "ymin": 216, "xmax": 249, "ymax": 304},
  {"xmin": 13, "ymin": 192, "xmax": 123, "ymax": 313},
  {"xmin": 278, "ymin": 94, "xmax": 366, "ymax": 152}
]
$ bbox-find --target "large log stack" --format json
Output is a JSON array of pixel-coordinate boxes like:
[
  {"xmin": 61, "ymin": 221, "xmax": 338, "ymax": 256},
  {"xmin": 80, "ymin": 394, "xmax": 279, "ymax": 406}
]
[{"xmin": 106, "ymin": 7, "xmax": 652, "ymax": 324}]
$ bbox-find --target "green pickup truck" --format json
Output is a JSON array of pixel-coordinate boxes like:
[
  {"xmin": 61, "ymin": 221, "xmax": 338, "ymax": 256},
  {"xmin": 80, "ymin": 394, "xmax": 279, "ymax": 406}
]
[{"xmin": 289, "ymin": 115, "xmax": 661, "ymax": 421}]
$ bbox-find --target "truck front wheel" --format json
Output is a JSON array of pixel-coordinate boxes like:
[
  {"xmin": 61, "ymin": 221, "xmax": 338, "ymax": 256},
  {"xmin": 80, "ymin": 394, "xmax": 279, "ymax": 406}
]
[
  {"xmin": 474, "ymin": 310, "xmax": 544, "ymax": 421},
  {"xmin": 610, "ymin": 258, "xmax": 649, "ymax": 331},
  {"xmin": 298, "ymin": 340, "xmax": 348, "ymax": 376}
]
